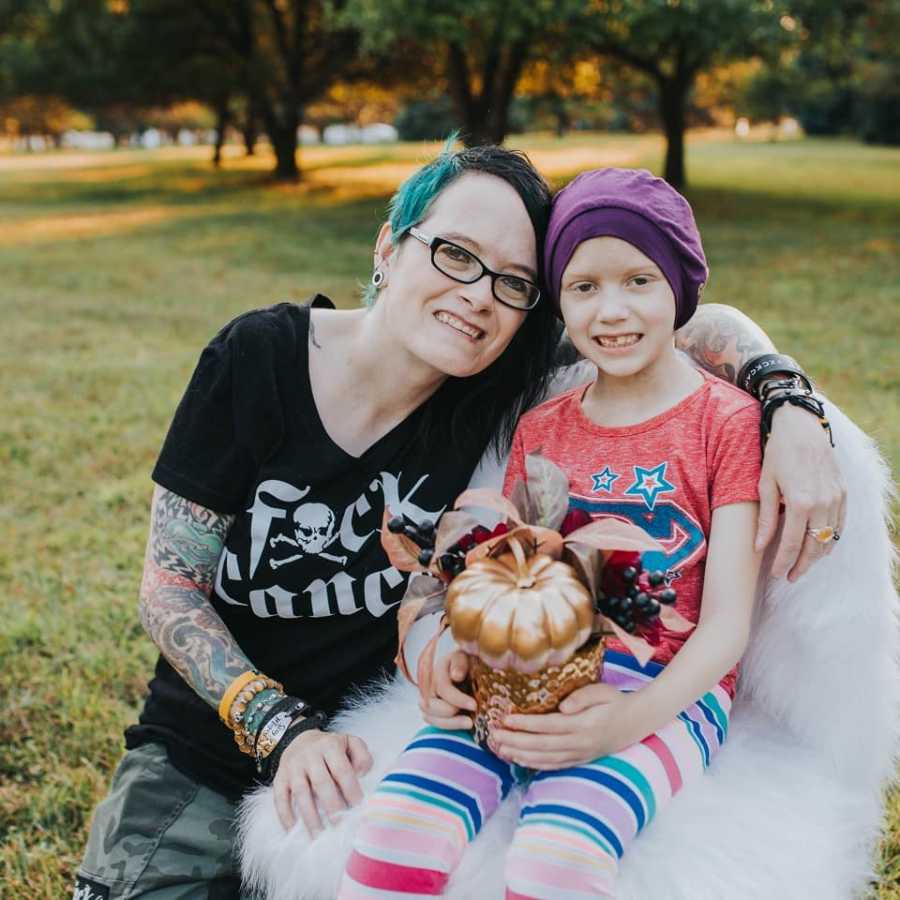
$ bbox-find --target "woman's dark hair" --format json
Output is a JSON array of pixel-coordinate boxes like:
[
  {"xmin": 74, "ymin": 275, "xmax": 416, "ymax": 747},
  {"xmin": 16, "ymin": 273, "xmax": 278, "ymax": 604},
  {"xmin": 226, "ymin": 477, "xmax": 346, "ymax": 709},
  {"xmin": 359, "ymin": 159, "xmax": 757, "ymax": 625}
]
[{"xmin": 378, "ymin": 141, "xmax": 563, "ymax": 461}]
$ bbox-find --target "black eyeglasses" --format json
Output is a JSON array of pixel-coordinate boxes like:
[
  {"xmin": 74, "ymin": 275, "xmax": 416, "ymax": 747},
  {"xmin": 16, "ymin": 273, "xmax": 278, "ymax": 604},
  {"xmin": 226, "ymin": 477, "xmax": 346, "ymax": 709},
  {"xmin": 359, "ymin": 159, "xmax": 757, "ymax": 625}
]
[{"xmin": 408, "ymin": 227, "xmax": 541, "ymax": 311}]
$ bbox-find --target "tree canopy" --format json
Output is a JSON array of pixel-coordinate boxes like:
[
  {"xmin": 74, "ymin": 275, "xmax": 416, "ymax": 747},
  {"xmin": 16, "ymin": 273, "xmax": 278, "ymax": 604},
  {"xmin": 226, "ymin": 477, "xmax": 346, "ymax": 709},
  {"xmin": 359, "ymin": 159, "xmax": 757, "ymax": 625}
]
[
  {"xmin": 342, "ymin": 0, "xmax": 585, "ymax": 146},
  {"xmin": 579, "ymin": 0, "xmax": 797, "ymax": 186}
]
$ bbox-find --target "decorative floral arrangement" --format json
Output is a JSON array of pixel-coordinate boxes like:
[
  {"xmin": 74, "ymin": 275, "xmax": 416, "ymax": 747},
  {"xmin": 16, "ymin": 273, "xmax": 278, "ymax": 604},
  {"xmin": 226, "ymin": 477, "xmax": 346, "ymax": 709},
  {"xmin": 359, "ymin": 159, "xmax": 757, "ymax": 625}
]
[{"xmin": 381, "ymin": 453, "xmax": 692, "ymax": 748}]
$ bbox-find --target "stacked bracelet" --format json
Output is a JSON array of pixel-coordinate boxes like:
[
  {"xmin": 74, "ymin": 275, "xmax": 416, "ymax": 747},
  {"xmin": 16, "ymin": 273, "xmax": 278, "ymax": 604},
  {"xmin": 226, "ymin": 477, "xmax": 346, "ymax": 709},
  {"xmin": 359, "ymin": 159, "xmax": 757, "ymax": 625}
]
[
  {"xmin": 253, "ymin": 696, "xmax": 307, "ymax": 771},
  {"xmin": 258, "ymin": 710, "xmax": 329, "ymax": 784},
  {"xmin": 738, "ymin": 353, "xmax": 834, "ymax": 448},
  {"xmin": 737, "ymin": 353, "xmax": 813, "ymax": 400},
  {"xmin": 219, "ymin": 671, "xmax": 285, "ymax": 756},
  {"xmin": 243, "ymin": 689, "xmax": 284, "ymax": 738},
  {"xmin": 761, "ymin": 391, "xmax": 834, "ymax": 449}
]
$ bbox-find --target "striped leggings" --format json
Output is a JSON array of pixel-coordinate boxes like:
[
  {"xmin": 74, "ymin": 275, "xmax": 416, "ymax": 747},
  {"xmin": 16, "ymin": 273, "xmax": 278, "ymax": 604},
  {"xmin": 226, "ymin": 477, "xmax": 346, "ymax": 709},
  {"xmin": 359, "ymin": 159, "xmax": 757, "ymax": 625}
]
[{"xmin": 339, "ymin": 652, "xmax": 731, "ymax": 898}]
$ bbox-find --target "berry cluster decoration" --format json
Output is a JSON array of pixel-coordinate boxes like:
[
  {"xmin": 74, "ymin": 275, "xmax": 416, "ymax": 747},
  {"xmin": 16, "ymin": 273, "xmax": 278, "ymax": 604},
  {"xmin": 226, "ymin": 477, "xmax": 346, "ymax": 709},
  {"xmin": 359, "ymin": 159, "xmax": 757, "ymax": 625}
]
[
  {"xmin": 387, "ymin": 514, "xmax": 436, "ymax": 563},
  {"xmin": 596, "ymin": 550, "xmax": 677, "ymax": 638},
  {"xmin": 387, "ymin": 515, "xmax": 513, "ymax": 582}
]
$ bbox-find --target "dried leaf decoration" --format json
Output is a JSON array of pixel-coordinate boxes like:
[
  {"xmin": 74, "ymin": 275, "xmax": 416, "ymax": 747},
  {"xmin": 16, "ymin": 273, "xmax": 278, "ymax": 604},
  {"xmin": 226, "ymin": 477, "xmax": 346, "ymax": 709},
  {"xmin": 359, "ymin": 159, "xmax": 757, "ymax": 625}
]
[
  {"xmin": 434, "ymin": 510, "xmax": 480, "ymax": 558},
  {"xmin": 659, "ymin": 605, "xmax": 694, "ymax": 633},
  {"xmin": 464, "ymin": 525, "xmax": 564, "ymax": 566},
  {"xmin": 415, "ymin": 615, "xmax": 449, "ymax": 701},
  {"xmin": 563, "ymin": 517, "xmax": 664, "ymax": 554},
  {"xmin": 509, "ymin": 477, "xmax": 536, "ymax": 525},
  {"xmin": 454, "ymin": 488, "xmax": 523, "ymax": 525},
  {"xmin": 380, "ymin": 508, "xmax": 425, "ymax": 573},
  {"xmin": 524, "ymin": 452, "xmax": 570, "ymax": 532},
  {"xmin": 564, "ymin": 542, "xmax": 602, "ymax": 597},
  {"xmin": 394, "ymin": 574, "xmax": 448, "ymax": 682}
]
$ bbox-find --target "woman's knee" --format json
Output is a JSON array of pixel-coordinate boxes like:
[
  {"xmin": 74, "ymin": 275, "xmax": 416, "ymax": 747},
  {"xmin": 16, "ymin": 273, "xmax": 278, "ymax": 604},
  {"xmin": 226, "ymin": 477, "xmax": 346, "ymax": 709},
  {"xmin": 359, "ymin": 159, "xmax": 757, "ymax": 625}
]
[{"xmin": 74, "ymin": 743, "xmax": 239, "ymax": 899}]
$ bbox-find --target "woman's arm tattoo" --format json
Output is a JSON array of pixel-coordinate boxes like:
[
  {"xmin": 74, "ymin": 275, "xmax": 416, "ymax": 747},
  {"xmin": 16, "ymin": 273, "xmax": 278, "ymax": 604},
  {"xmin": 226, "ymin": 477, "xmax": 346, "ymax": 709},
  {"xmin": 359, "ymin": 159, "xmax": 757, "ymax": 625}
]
[
  {"xmin": 139, "ymin": 485, "xmax": 253, "ymax": 709},
  {"xmin": 675, "ymin": 303, "xmax": 777, "ymax": 384}
]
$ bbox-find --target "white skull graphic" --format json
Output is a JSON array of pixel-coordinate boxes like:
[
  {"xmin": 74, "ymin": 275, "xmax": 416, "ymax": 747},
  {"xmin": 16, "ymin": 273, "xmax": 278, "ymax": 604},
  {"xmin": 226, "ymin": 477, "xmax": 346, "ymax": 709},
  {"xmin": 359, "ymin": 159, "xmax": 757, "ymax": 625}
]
[{"xmin": 292, "ymin": 502, "xmax": 336, "ymax": 555}]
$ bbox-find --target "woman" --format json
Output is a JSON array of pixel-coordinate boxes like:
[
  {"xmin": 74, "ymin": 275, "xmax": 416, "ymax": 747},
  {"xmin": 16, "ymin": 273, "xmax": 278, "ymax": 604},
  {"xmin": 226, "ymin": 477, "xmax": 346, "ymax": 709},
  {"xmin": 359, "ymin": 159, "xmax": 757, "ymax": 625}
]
[{"xmin": 74, "ymin": 144, "xmax": 843, "ymax": 900}]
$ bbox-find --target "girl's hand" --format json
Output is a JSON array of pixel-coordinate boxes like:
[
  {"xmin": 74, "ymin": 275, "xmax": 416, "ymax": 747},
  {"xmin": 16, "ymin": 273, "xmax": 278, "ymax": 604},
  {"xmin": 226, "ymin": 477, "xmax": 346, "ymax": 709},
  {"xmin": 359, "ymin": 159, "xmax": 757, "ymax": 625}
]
[
  {"xmin": 490, "ymin": 683, "xmax": 641, "ymax": 769},
  {"xmin": 273, "ymin": 728, "xmax": 373, "ymax": 836},
  {"xmin": 419, "ymin": 649, "xmax": 476, "ymax": 730}
]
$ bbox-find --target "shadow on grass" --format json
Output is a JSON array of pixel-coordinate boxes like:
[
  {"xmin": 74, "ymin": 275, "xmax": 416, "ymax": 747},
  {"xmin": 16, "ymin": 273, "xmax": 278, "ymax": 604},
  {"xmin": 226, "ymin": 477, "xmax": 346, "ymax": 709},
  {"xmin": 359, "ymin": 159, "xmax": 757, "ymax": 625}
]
[{"xmin": 0, "ymin": 165, "xmax": 283, "ymax": 210}]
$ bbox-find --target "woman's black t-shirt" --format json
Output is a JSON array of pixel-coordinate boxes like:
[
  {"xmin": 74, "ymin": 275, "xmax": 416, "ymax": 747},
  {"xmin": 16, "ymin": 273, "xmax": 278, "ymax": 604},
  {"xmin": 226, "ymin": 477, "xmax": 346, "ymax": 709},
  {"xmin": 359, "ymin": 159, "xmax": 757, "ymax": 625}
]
[{"xmin": 125, "ymin": 298, "xmax": 485, "ymax": 800}]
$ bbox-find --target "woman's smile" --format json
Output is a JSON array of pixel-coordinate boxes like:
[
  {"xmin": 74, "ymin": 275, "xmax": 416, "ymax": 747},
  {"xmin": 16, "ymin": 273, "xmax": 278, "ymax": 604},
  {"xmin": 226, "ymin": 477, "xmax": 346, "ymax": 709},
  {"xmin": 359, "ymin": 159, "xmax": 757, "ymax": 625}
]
[{"xmin": 434, "ymin": 309, "xmax": 485, "ymax": 341}]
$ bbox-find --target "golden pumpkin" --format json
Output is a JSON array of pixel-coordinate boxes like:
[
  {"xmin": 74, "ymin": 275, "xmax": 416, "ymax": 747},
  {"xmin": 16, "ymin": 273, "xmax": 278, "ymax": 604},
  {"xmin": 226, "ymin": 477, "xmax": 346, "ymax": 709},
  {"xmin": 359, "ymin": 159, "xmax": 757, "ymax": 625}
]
[{"xmin": 446, "ymin": 543, "xmax": 594, "ymax": 674}]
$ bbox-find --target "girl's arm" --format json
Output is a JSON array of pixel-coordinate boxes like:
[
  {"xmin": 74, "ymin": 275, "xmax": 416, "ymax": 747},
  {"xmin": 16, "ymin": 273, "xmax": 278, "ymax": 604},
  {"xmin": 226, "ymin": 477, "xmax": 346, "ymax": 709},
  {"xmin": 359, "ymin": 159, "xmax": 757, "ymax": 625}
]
[
  {"xmin": 619, "ymin": 501, "xmax": 761, "ymax": 740},
  {"xmin": 492, "ymin": 502, "xmax": 761, "ymax": 768}
]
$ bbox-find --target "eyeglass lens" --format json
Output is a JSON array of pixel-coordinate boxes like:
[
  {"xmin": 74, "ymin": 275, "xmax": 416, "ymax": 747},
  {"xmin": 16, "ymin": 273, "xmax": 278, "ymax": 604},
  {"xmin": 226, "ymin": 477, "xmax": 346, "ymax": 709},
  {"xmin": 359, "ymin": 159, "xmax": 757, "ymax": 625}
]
[{"xmin": 432, "ymin": 243, "xmax": 537, "ymax": 309}]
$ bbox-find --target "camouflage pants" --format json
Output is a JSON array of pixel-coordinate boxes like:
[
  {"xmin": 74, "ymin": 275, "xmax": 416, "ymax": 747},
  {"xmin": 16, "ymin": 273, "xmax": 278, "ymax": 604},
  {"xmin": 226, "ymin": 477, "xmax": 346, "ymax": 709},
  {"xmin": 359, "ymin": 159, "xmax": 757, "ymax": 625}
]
[{"xmin": 74, "ymin": 742, "xmax": 253, "ymax": 900}]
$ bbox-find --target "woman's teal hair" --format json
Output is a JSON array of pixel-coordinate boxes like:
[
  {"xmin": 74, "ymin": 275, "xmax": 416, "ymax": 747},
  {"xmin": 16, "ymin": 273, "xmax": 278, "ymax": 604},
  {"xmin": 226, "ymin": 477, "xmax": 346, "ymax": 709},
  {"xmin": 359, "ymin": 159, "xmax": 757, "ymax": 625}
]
[{"xmin": 363, "ymin": 134, "xmax": 462, "ymax": 306}]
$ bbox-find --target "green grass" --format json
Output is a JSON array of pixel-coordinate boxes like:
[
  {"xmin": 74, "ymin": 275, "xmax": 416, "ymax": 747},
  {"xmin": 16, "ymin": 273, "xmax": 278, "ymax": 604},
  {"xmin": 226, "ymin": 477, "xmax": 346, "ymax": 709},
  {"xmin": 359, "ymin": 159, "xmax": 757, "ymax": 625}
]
[{"xmin": 1, "ymin": 134, "xmax": 898, "ymax": 898}]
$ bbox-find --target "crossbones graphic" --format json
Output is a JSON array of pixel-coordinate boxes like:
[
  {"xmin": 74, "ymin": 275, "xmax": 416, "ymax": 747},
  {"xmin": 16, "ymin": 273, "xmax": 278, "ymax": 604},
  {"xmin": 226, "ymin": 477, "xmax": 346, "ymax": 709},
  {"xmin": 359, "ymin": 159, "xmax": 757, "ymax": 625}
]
[{"xmin": 269, "ymin": 502, "xmax": 347, "ymax": 568}]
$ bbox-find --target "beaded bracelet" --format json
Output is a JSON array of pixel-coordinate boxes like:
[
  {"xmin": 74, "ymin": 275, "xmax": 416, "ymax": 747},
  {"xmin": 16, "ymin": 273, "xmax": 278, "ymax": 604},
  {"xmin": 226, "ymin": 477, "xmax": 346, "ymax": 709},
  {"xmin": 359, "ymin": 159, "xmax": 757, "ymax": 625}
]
[
  {"xmin": 218, "ymin": 671, "xmax": 262, "ymax": 726},
  {"xmin": 243, "ymin": 689, "xmax": 284, "ymax": 737},
  {"xmin": 230, "ymin": 677, "xmax": 283, "ymax": 730}
]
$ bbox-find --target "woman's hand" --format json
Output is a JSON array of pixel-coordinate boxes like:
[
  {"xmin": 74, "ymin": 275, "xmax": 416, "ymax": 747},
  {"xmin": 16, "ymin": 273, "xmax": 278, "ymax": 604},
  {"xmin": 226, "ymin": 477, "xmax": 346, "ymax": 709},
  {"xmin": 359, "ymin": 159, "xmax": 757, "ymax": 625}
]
[
  {"xmin": 490, "ymin": 683, "xmax": 640, "ymax": 770},
  {"xmin": 272, "ymin": 728, "xmax": 373, "ymax": 836},
  {"xmin": 756, "ymin": 403, "xmax": 846, "ymax": 582},
  {"xmin": 419, "ymin": 649, "xmax": 476, "ymax": 730}
]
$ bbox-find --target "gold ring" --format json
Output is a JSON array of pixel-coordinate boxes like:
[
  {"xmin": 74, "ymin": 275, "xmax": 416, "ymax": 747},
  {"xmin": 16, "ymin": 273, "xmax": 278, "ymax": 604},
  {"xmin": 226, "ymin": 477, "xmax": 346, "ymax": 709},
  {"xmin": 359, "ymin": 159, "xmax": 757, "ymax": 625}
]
[{"xmin": 806, "ymin": 525, "xmax": 836, "ymax": 544}]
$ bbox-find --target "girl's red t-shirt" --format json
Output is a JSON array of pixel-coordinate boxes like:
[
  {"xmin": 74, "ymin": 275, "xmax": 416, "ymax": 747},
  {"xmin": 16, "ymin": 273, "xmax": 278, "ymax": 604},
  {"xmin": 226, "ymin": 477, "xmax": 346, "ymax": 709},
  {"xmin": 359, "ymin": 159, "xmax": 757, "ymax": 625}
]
[{"xmin": 502, "ymin": 368, "xmax": 762, "ymax": 697}]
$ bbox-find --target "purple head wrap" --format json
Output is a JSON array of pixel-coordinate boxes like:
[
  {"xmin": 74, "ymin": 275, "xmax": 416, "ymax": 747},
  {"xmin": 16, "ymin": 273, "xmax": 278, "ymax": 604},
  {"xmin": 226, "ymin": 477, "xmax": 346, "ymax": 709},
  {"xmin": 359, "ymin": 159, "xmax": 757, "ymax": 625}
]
[{"xmin": 544, "ymin": 168, "xmax": 708, "ymax": 328}]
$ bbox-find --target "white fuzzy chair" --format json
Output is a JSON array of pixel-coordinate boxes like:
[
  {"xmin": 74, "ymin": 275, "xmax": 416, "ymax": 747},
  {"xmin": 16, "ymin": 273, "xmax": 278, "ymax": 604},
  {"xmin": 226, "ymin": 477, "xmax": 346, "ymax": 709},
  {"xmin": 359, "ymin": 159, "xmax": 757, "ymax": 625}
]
[{"xmin": 239, "ymin": 391, "xmax": 898, "ymax": 900}]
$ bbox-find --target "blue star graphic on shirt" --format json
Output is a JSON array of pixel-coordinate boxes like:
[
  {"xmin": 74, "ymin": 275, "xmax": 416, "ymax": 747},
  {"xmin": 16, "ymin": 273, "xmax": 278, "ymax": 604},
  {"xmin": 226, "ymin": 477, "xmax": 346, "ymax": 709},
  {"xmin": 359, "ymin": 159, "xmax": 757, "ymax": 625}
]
[
  {"xmin": 590, "ymin": 466, "xmax": 620, "ymax": 493},
  {"xmin": 624, "ymin": 462, "xmax": 675, "ymax": 510}
]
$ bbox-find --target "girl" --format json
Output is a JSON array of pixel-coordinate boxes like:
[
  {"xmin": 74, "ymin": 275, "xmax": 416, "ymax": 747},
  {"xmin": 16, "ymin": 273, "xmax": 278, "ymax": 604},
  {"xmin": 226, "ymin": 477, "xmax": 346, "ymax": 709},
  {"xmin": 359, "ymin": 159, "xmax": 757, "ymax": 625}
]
[{"xmin": 339, "ymin": 168, "xmax": 764, "ymax": 898}]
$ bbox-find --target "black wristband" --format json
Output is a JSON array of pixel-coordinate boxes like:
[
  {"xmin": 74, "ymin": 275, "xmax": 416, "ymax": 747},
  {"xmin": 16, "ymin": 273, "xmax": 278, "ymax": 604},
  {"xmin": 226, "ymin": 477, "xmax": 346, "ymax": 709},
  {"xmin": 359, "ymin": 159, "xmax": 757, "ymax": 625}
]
[
  {"xmin": 259, "ymin": 710, "xmax": 328, "ymax": 784},
  {"xmin": 738, "ymin": 353, "xmax": 812, "ymax": 399},
  {"xmin": 760, "ymin": 391, "xmax": 834, "ymax": 449},
  {"xmin": 252, "ymin": 695, "xmax": 306, "ymax": 745}
]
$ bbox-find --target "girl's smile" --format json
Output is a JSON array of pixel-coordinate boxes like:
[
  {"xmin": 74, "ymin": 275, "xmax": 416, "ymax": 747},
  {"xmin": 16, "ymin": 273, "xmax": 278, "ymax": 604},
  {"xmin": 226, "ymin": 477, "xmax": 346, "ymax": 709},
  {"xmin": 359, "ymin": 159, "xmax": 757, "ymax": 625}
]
[{"xmin": 594, "ymin": 332, "xmax": 643, "ymax": 351}]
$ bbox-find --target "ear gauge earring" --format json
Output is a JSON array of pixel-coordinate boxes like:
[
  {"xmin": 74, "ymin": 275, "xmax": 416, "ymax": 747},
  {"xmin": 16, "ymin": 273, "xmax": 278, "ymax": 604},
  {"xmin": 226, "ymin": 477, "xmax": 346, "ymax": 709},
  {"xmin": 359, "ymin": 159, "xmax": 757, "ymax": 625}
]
[{"xmin": 372, "ymin": 269, "xmax": 385, "ymax": 288}]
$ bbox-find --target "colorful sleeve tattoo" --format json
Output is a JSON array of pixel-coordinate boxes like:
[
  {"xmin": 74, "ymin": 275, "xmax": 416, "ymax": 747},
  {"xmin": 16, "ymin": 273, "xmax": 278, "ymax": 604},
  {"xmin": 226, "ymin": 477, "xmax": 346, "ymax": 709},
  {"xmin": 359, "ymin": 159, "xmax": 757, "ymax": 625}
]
[
  {"xmin": 675, "ymin": 303, "xmax": 776, "ymax": 386},
  {"xmin": 138, "ymin": 485, "xmax": 252, "ymax": 709}
]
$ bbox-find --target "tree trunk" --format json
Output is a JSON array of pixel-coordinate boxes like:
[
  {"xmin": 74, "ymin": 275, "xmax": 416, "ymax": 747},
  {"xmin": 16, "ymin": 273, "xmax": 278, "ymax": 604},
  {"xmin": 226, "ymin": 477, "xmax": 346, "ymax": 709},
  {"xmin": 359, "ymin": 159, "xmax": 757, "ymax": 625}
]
[
  {"xmin": 553, "ymin": 95, "xmax": 570, "ymax": 138},
  {"xmin": 212, "ymin": 99, "xmax": 232, "ymax": 168},
  {"xmin": 461, "ymin": 119, "xmax": 494, "ymax": 147},
  {"xmin": 254, "ymin": 85, "xmax": 301, "ymax": 181},
  {"xmin": 488, "ymin": 40, "xmax": 529, "ymax": 145},
  {"xmin": 268, "ymin": 121, "xmax": 299, "ymax": 180},
  {"xmin": 448, "ymin": 40, "xmax": 529, "ymax": 147},
  {"xmin": 242, "ymin": 115, "xmax": 258, "ymax": 156},
  {"xmin": 658, "ymin": 76, "xmax": 690, "ymax": 189},
  {"xmin": 242, "ymin": 94, "xmax": 259, "ymax": 155}
]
